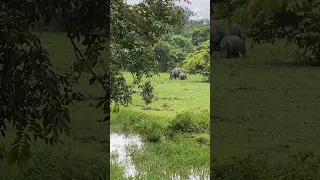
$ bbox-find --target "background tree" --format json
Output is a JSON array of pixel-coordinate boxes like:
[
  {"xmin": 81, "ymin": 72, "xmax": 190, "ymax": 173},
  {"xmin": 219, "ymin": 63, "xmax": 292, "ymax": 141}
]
[
  {"xmin": 154, "ymin": 13, "xmax": 209, "ymax": 72},
  {"xmin": 191, "ymin": 25, "xmax": 210, "ymax": 46},
  {"xmin": 182, "ymin": 40, "xmax": 210, "ymax": 80}
]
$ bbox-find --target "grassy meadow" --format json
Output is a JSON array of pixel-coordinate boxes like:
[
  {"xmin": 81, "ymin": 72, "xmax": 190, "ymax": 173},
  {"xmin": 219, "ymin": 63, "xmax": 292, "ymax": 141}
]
[
  {"xmin": 211, "ymin": 40, "xmax": 320, "ymax": 179},
  {"xmin": 0, "ymin": 32, "xmax": 109, "ymax": 179},
  {"xmin": 111, "ymin": 72, "xmax": 210, "ymax": 179}
]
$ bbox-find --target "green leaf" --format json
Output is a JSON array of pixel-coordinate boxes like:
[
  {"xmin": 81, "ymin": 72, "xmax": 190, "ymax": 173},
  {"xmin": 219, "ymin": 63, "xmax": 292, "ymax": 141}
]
[
  {"xmin": 73, "ymin": 61, "xmax": 84, "ymax": 75},
  {"xmin": 96, "ymin": 99, "xmax": 105, "ymax": 108},
  {"xmin": 89, "ymin": 75, "xmax": 96, "ymax": 85},
  {"xmin": 83, "ymin": 59, "xmax": 91, "ymax": 73}
]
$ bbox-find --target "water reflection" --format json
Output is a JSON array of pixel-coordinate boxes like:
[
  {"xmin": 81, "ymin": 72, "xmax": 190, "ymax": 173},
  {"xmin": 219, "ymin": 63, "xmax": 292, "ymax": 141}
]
[
  {"xmin": 110, "ymin": 132, "xmax": 209, "ymax": 179},
  {"xmin": 110, "ymin": 133, "xmax": 143, "ymax": 178}
]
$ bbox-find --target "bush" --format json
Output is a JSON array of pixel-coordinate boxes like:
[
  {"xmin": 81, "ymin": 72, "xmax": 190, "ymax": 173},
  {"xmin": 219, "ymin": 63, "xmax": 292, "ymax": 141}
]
[
  {"xmin": 182, "ymin": 40, "xmax": 210, "ymax": 80},
  {"xmin": 168, "ymin": 110, "xmax": 209, "ymax": 134},
  {"xmin": 135, "ymin": 118, "xmax": 167, "ymax": 143}
]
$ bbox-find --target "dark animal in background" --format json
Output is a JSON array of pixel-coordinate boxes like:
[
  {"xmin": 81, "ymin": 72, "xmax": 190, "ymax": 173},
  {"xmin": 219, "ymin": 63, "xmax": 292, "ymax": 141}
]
[
  {"xmin": 179, "ymin": 73, "xmax": 187, "ymax": 80},
  {"xmin": 210, "ymin": 20, "xmax": 225, "ymax": 55},
  {"xmin": 210, "ymin": 20, "xmax": 244, "ymax": 57},
  {"xmin": 230, "ymin": 23, "xmax": 244, "ymax": 40},
  {"xmin": 219, "ymin": 35, "xmax": 246, "ymax": 58},
  {"xmin": 169, "ymin": 68, "xmax": 181, "ymax": 80}
]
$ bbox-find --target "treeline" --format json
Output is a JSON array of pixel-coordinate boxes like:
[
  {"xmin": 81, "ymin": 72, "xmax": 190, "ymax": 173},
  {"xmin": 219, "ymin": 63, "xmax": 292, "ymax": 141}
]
[
  {"xmin": 154, "ymin": 19, "xmax": 209, "ymax": 72},
  {"xmin": 34, "ymin": 4, "xmax": 210, "ymax": 80}
]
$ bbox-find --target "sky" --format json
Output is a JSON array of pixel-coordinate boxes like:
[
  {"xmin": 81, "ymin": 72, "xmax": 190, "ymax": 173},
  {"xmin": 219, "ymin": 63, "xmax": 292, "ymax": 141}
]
[{"xmin": 125, "ymin": 0, "xmax": 210, "ymax": 20}]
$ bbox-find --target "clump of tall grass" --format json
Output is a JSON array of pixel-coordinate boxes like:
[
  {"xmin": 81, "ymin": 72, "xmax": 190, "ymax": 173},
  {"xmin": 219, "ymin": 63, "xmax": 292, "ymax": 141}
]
[{"xmin": 111, "ymin": 109, "xmax": 209, "ymax": 143}]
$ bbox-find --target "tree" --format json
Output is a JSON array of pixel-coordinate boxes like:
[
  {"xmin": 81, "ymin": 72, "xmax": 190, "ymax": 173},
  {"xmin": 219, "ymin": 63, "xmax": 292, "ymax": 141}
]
[
  {"xmin": 111, "ymin": 0, "xmax": 187, "ymax": 105},
  {"xmin": 154, "ymin": 40, "xmax": 176, "ymax": 71},
  {"xmin": 182, "ymin": 40, "xmax": 210, "ymax": 80},
  {"xmin": 154, "ymin": 18, "xmax": 209, "ymax": 72},
  {"xmin": 191, "ymin": 25, "xmax": 210, "ymax": 46},
  {"xmin": 0, "ymin": 0, "xmax": 189, "ymax": 168}
]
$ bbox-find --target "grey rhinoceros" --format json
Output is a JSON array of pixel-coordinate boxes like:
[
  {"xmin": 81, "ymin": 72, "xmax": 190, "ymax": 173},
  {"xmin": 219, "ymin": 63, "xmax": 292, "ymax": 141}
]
[
  {"xmin": 219, "ymin": 35, "xmax": 246, "ymax": 58},
  {"xmin": 210, "ymin": 20, "xmax": 244, "ymax": 57},
  {"xmin": 179, "ymin": 72, "xmax": 187, "ymax": 80},
  {"xmin": 169, "ymin": 68, "xmax": 181, "ymax": 80}
]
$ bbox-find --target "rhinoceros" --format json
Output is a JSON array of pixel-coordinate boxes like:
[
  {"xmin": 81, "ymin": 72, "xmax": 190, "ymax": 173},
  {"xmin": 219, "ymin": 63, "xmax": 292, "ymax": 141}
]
[
  {"xmin": 211, "ymin": 20, "xmax": 245, "ymax": 57},
  {"xmin": 169, "ymin": 68, "xmax": 181, "ymax": 80},
  {"xmin": 179, "ymin": 72, "xmax": 187, "ymax": 80},
  {"xmin": 219, "ymin": 35, "xmax": 246, "ymax": 58}
]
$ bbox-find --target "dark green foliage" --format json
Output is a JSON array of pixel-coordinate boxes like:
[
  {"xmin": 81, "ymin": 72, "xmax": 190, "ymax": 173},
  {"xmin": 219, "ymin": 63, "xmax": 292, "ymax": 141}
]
[
  {"xmin": 182, "ymin": 40, "xmax": 210, "ymax": 80},
  {"xmin": 191, "ymin": 25, "xmax": 210, "ymax": 46},
  {"xmin": 249, "ymin": 9, "xmax": 320, "ymax": 65},
  {"xmin": 0, "ymin": 6, "xmax": 73, "ymax": 167},
  {"xmin": 139, "ymin": 80, "xmax": 154, "ymax": 105},
  {"xmin": 154, "ymin": 21, "xmax": 209, "ymax": 73}
]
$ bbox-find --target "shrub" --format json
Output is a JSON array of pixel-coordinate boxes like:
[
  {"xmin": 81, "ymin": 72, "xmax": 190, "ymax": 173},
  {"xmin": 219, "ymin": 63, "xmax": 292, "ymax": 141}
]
[{"xmin": 168, "ymin": 110, "xmax": 209, "ymax": 134}]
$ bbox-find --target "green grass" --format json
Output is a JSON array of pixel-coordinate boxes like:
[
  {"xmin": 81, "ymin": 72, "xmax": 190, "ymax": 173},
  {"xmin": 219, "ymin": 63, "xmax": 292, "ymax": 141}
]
[
  {"xmin": 123, "ymin": 72, "xmax": 209, "ymax": 117},
  {"xmin": 211, "ymin": 39, "xmax": 320, "ymax": 179},
  {"xmin": 111, "ymin": 71, "xmax": 210, "ymax": 178},
  {"xmin": 0, "ymin": 32, "xmax": 110, "ymax": 179}
]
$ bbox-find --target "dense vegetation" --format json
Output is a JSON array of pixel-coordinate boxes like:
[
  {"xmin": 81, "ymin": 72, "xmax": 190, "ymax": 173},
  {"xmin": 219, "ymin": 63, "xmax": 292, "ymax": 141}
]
[{"xmin": 154, "ymin": 19, "xmax": 209, "ymax": 74}]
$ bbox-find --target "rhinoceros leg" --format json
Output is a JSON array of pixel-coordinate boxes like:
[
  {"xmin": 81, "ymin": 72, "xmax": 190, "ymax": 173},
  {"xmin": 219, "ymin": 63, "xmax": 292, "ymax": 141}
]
[
  {"xmin": 228, "ymin": 49, "xmax": 234, "ymax": 58},
  {"xmin": 230, "ymin": 35, "xmax": 246, "ymax": 58},
  {"xmin": 240, "ymin": 46, "xmax": 246, "ymax": 57},
  {"xmin": 241, "ymin": 50, "xmax": 246, "ymax": 57},
  {"xmin": 231, "ymin": 50, "xmax": 239, "ymax": 58}
]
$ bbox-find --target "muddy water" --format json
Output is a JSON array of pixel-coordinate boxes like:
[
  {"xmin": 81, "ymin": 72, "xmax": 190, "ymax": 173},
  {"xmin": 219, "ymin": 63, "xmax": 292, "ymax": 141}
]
[
  {"xmin": 110, "ymin": 133, "xmax": 143, "ymax": 178},
  {"xmin": 110, "ymin": 132, "xmax": 209, "ymax": 179}
]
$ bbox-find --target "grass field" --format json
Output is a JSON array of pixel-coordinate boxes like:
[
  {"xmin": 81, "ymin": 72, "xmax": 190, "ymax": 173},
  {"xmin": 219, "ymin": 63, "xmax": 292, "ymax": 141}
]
[
  {"xmin": 110, "ymin": 72, "xmax": 210, "ymax": 179},
  {"xmin": 211, "ymin": 40, "xmax": 320, "ymax": 179},
  {"xmin": 0, "ymin": 32, "xmax": 109, "ymax": 179}
]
